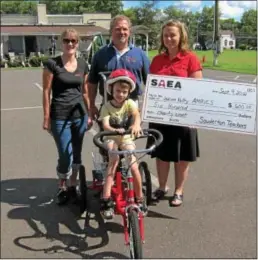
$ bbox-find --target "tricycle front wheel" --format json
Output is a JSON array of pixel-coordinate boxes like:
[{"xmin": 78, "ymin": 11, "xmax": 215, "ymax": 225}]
[{"xmin": 128, "ymin": 210, "xmax": 143, "ymax": 259}]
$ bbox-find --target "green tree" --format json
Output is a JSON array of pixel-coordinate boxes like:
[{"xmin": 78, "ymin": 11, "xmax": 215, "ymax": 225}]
[
  {"xmin": 237, "ymin": 9, "xmax": 257, "ymax": 47},
  {"xmin": 199, "ymin": 6, "xmax": 214, "ymax": 33},
  {"xmin": 163, "ymin": 5, "xmax": 186, "ymax": 21},
  {"xmin": 132, "ymin": 1, "xmax": 161, "ymax": 48},
  {"xmin": 122, "ymin": 7, "xmax": 138, "ymax": 25},
  {"xmin": 182, "ymin": 11, "xmax": 196, "ymax": 45},
  {"xmin": 42, "ymin": 0, "xmax": 123, "ymax": 15},
  {"xmin": 77, "ymin": 1, "xmax": 95, "ymax": 13},
  {"xmin": 93, "ymin": 0, "xmax": 123, "ymax": 17},
  {"xmin": 240, "ymin": 9, "xmax": 257, "ymax": 34},
  {"xmin": 40, "ymin": 1, "xmax": 80, "ymax": 14},
  {"xmin": 192, "ymin": 12, "xmax": 202, "ymax": 42},
  {"xmin": 56, "ymin": 1, "xmax": 80, "ymax": 14},
  {"xmin": 220, "ymin": 18, "xmax": 237, "ymax": 31},
  {"xmin": 196, "ymin": 6, "xmax": 215, "ymax": 49},
  {"xmin": 1, "ymin": 1, "xmax": 37, "ymax": 14}
]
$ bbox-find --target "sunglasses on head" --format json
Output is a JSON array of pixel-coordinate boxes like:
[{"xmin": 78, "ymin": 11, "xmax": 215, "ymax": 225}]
[{"xmin": 62, "ymin": 38, "xmax": 78, "ymax": 44}]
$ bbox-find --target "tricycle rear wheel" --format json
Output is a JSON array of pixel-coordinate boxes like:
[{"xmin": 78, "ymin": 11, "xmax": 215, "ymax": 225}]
[
  {"xmin": 78, "ymin": 165, "xmax": 87, "ymax": 214},
  {"xmin": 138, "ymin": 161, "xmax": 152, "ymax": 206}
]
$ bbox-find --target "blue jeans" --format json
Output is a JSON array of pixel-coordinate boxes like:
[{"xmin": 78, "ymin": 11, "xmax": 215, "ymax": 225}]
[{"xmin": 51, "ymin": 115, "xmax": 87, "ymax": 179}]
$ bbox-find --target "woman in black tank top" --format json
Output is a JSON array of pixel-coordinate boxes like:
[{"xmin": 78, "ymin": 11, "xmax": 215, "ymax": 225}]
[{"xmin": 42, "ymin": 28, "xmax": 92, "ymax": 205}]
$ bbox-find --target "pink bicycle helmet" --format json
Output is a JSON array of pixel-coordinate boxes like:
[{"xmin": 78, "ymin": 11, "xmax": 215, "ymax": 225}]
[{"xmin": 106, "ymin": 69, "xmax": 136, "ymax": 95}]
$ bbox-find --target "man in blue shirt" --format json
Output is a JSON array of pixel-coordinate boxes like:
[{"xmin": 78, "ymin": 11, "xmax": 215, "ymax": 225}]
[{"xmin": 86, "ymin": 15, "xmax": 150, "ymax": 119}]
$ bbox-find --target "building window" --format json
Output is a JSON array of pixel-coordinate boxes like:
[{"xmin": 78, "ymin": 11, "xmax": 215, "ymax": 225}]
[
  {"xmin": 229, "ymin": 41, "xmax": 233, "ymax": 46},
  {"xmin": 8, "ymin": 36, "xmax": 24, "ymax": 54},
  {"xmin": 224, "ymin": 39, "xmax": 227, "ymax": 46}
]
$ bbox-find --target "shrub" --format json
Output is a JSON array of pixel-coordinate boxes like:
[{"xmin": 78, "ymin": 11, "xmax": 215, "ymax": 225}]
[
  {"xmin": 39, "ymin": 55, "xmax": 50, "ymax": 66},
  {"xmin": 29, "ymin": 56, "xmax": 41, "ymax": 67},
  {"xmin": 7, "ymin": 58, "xmax": 23, "ymax": 67},
  {"xmin": 239, "ymin": 44, "xmax": 247, "ymax": 50},
  {"xmin": 1, "ymin": 59, "xmax": 7, "ymax": 68}
]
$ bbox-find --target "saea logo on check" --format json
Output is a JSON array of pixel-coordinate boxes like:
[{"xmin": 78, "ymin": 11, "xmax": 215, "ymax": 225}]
[{"xmin": 151, "ymin": 78, "xmax": 182, "ymax": 89}]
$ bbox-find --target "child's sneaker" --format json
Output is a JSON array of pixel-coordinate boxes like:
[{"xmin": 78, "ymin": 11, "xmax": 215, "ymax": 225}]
[
  {"xmin": 100, "ymin": 198, "xmax": 114, "ymax": 220},
  {"xmin": 136, "ymin": 197, "xmax": 148, "ymax": 216}
]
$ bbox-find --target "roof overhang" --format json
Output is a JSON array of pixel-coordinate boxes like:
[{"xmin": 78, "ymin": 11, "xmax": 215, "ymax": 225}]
[{"xmin": 0, "ymin": 25, "xmax": 109, "ymax": 37}]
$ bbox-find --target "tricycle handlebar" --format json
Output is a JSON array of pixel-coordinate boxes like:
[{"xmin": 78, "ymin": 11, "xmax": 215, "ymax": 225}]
[{"xmin": 93, "ymin": 129, "xmax": 163, "ymax": 155}]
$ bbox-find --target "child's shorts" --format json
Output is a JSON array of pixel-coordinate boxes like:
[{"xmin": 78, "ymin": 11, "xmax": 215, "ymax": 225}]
[{"xmin": 104, "ymin": 134, "xmax": 136, "ymax": 149}]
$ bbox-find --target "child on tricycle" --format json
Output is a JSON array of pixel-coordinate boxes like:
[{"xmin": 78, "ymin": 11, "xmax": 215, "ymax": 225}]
[{"xmin": 98, "ymin": 69, "xmax": 146, "ymax": 219}]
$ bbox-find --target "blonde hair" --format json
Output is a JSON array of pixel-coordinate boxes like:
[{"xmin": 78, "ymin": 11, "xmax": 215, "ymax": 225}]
[
  {"xmin": 110, "ymin": 15, "xmax": 132, "ymax": 33},
  {"xmin": 158, "ymin": 19, "xmax": 189, "ymax": 54},
  {"xmin": 60, "ymin": 28, "xmax": 80, "ymax": 42}
]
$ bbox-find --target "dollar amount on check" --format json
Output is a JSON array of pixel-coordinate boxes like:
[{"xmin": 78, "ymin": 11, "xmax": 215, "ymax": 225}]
[{"xmin": 141, "ymin": 74, "xmax": 256, "ymax": 135}]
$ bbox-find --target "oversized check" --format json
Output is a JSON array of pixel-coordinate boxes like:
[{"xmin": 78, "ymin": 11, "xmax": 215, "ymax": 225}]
[{"xmin": 141, "ymin": 74, "xmax": 256, "ymax": 135}]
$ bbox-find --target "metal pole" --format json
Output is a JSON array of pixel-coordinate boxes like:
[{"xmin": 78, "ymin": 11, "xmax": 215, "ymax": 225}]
[
  {"xmin": 146, "ymin": 33, "xmax": 148, "ymax": 57},
  {"xmin": 197, "ymin": 21, "xmax": 199, "ymax": 43},
  {"xmin": 213, "ymin": 0, "xmax": 219, "ymax": 66}
]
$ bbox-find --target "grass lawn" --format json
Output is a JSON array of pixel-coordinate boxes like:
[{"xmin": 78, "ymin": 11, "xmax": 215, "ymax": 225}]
[
  {"xmin": 148, "ymin": 49, "xmax": 257, "ymax": 75},
  {"xmin": 1, "ymin": 66, "xmax": 42, "ymax": 70},
  {"xmin": 1, "ymin": 50, "xmax": 256, "ymax": 75}
]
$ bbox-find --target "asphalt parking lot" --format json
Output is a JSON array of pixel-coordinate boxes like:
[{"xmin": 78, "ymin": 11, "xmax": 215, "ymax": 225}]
[{"xmin": 1, "ymin": 68, "xmax": 257, "ymax": 259}]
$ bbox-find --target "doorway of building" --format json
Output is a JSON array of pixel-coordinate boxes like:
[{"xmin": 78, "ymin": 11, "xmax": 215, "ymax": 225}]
[{"xmin": 25, "ymin": 36, "xmax": 37, "ymax": 57}]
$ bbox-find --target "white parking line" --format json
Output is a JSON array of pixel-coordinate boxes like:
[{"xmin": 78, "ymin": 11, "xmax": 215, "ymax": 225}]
[
  {"xmin": 234, "ymin": 75, "xmax": 239, "ymax": 80},
  {"xmin": 1, "ymin": 82, "xmax": 45, "ymax": 112},
  {"xmin": 34, "ymin": 82, "xmax": 43, "ymax": 91},
  {"xmin": 253, "ymin": 77, "xmax": 257, "ymax": 83},
  {"xmin": 1, "ymin": 106, "xmax": 42, "ymax": 111}
]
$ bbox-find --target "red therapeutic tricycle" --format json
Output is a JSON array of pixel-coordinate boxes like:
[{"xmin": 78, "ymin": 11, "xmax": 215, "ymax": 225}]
[{"xmin": 78, "ymin": 128, "xmax": 163, "ymax": 259}]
